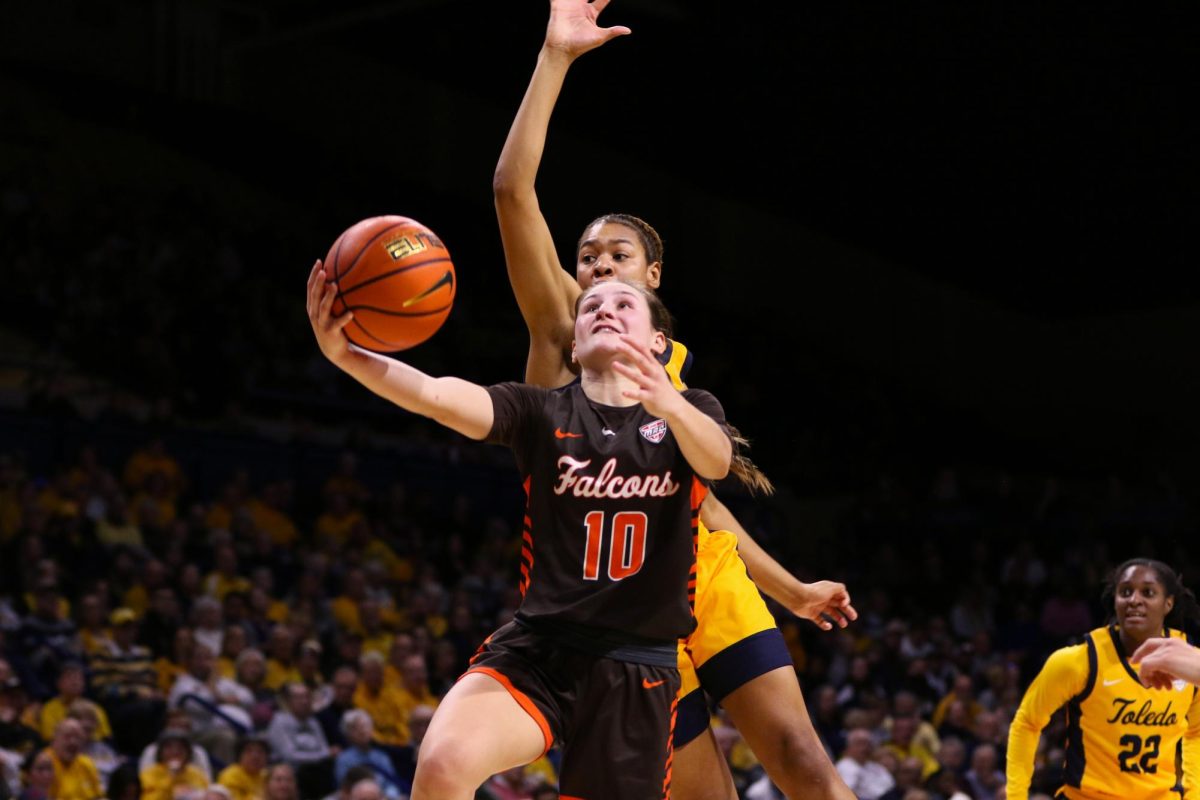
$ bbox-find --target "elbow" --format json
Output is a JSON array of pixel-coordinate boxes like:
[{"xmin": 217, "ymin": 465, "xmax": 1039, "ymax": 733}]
[{"xmin": 492, "ymin": 169, "xmax": 521, "ymax": 204}]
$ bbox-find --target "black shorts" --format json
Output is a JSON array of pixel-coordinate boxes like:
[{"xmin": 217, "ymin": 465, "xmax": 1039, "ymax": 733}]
[{"xmin": 466, "ymin": 620, "xmax": 681, "ymax": 799}]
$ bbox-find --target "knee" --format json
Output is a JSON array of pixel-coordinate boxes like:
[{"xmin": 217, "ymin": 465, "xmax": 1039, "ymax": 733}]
[{"xmin": 413, "ymin": 739, "xmax": 478, "ymax": 796}]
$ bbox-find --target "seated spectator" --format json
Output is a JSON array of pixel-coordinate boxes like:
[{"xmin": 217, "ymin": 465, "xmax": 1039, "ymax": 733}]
[
  {"xmin": 348, "ymin": 778, "xmax": 384, "ymax": 800},
  {"xmin": 321, "ymin": 765, "xmax": 375, "ymax": 800},
  {"xmin": 168, "ymin": 644, "xmax": 249, "ymax": 765},
  {"xmin": 231, "ymin": 648, "xmax": 275, "ymax": 730},
  {"xmin": 42, "ymin": 718, "xmax": 103, "ymax": 800},
  {"xmin": 191, "ymin": 598, "xmax": 226, "ymax": 660},
  {"xmin": 216, "ymin": 736, "xmax": 270, "ymax": 800},
  {"xmin": 137, "ymin": 709, "xmax": 213, "ymax": 783},
  {"xmin": 391, "ymin": 654, "xmax": 438, "ymax": 723},
  {"xmin": 315, "ymin": 668, "xmax": 358, "ymax": 751},
  {"xmin": 264, "ymin": 627, "xmax": 300, "ymax": 692},
  {"xmin": 15, "ymin": 578, "xmax": 82, "ymax": 699},
  {"xmin": 156, "ymin": 627, "xmax": 194, "ymax": 696},
  {"xmin": 964, "ymin": 743, "xmax": 1005, "ymax": 800},
  {"xmin": 0, "ymin": 670, "xmax": 43, "ymax": 764},
  {"xmin": 138, "ymin": 730, "xmax": 207, "ymax": 800},
  {"xmin": 65, "ymin": 701, "xmax": 121, "ymax": 788},
  {"xmin": 216, "ymin": 626, "xmax": 249, "ymax": 681},
  {"xmin": 836, "ymin": 728, "xmax": 895, "ymax": 800},
  {"xmin": 91, "ymin": 608, "xmax": 165, "ymax": 755},
  {"xmin": 351, "ymin": 654, "xmax": 407, "ymax": 746},
  {"xmin": 333, "ymin": 711, "xmax": 402, "ymax": 800},
  {"xmin": 36, "ymin": 663, "xmax": 110, "ymax": 744},
  {"xmin": 295, "ymin": 640, "xmax": 327, "ymax": 705},
  {"xmin": 264, "ymin": 763, "xmax": 299, "ymax": 800},
  {"xmin": 74, "ymin": 595, "xmax": 114, "ymax": 658},
  {"xmin": 882, "ymin": 716, "xmax": 939, "ymax": 781},
  {"xmin": 878, "ymin": 757, "xmax": 926, "ymax": 800},
  {"xmin": 931, "ymin": 674, "xmax": 982, "ymax": 730},
  {"xmin": 18, "ymin": 748, "xmax": 55, "ymax": 800},
  {"xmin": 266, "ymin": 682, "xmax": 331, "ymax": 793}
]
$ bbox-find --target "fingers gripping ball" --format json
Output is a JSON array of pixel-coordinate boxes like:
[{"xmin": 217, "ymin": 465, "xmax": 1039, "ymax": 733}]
[{"xmin": 324, "ymin": 216, "xmax": 456, "ymax": 352}]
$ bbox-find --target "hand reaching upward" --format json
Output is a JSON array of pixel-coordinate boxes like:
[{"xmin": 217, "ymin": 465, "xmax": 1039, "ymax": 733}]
[{"xmin": 545, "ymin": 0, "xmax": 631, "ymax": 60}]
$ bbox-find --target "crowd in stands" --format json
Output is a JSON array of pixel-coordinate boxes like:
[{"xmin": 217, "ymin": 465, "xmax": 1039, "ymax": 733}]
[{"xmin": 0, "ymin": 409, "xmax": 1195, "ymax": 799}]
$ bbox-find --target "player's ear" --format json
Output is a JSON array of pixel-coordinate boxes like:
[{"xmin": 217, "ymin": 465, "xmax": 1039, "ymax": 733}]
[
  {"xmin": 570, "ymin": 341, "xmax": 578, "ymax": 364},
  {"xmin": 1166, "ymin": 596, "xmax": 1175, "ymax": 615},
  {"xmin": 645, "ymin": 262, "xmax": 662, "ymax": 290},
  {"xmin": 650, "ymin": 330, "xmax": 667, "ymax": 356}
]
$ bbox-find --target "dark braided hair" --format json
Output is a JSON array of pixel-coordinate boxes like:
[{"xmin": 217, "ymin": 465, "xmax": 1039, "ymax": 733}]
[
  {"xmin": 578, "ymin": 213, "xmax": 665, "ymax": 269},
  {"xmin": 1102, "ymin": 557, "xmax": 1200, "ymax": 634},
  {"xmin": 573, "ymin": 281, "xmax": 773, "ymax": 496}
]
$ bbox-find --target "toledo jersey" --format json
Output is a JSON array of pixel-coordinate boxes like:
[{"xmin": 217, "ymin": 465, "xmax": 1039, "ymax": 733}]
[
  {"xmin": 1008, "ymin": 625, "xmax": 1200, "ymax": 800},
  {"xmin": 485, "ymin": 381, "xmax": 725, "ymax": 657}
]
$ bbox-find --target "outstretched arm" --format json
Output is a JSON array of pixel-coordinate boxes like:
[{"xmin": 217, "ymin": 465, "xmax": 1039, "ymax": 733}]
[
  {"xmin": 494, "ymin": 0, "xmax": 631, "ymax": 388},
  {"xmin": 307, "ymin": 261, "xmax": 494, "ymax": 439},
  {"xmin": 700, "ymin": 493, "xmax": 856, "ymax": 631}
]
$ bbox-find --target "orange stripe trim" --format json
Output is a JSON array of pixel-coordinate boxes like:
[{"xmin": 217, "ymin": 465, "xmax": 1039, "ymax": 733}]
[{"xmin": 466, "ymin": 666, "xmax": 553, "ymax": 756}]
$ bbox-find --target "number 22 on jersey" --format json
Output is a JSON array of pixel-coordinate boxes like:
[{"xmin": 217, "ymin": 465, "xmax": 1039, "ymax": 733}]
[{"xmin": 582, "ymin": 511, "xmax": 648, "ymax": 581}]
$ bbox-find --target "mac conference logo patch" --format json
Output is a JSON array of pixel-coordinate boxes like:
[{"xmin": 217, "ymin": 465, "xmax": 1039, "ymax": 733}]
[{"xmin": 639, "ymin": 419, "xmax": 667, "ymax": 444}]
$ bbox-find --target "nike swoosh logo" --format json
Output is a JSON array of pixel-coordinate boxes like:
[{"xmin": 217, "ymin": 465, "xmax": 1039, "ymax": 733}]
[
  {"xmin": 642, "ymin": 678, "xmax": 666, "ymax": 689},
  {"xmin": 554, "ymin": 429, "xmax": 583, "ymax": 439},
  {"xmin": 402, "ymin": 270, "xmax": 454, "ymax": 308},
  {"xmin": 1104, "ymin": 678, "xmax": 1123, "ymax": 686}
]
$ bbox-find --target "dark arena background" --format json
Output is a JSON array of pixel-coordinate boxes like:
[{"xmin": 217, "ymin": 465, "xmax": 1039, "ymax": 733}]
[{"xmin": 2, "ymin": 2, "xmax": 1199, "ymax": 798}]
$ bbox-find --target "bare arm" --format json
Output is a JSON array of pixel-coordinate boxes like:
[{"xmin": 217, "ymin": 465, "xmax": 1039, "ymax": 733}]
[
  {"xmin": 700, "ymin": 493, "xmax": 857, "ymax": 631},
  {"xmin": 307, "ymin": 261, "xmax": 494, "ymax": 440},
  {"xmin": 494, "ymin": 0, "xmax": 630, "ymax": 388}
]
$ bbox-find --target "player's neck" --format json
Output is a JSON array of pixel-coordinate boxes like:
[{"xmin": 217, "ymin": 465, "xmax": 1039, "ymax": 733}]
[{"xmin": 579, "ymin": 370, "xmax": 639, "ymax": 408}]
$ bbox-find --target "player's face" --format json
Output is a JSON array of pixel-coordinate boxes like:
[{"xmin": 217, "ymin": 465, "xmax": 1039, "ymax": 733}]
[
  {"xmin": 1114, "ymin": 564, "xmax": 1174, "ymax": 636},
  {"xmin": 573, "ymin": 282, "xmax": 663, "ymax": 367},
  {"xmin": 576, "ymin": 223, "xmax": 662, "ymax": 290}
]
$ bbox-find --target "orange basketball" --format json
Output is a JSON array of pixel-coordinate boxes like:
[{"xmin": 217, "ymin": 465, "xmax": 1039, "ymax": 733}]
[{"xmin": 323, "ymin": 215, "xmax": 456, "ymax": 352}]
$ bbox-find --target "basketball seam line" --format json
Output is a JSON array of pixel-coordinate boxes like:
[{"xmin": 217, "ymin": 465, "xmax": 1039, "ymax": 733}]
[{"xmin": 339, "ymin": 259, "xmax": 454, "ymax": 298}]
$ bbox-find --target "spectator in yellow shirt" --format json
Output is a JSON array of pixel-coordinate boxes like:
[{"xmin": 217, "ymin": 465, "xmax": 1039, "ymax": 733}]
[
  {"xmin": 139, "ymin": 729, "xmax": 209, "ymax": 800},
  {"xmin": 264, "ymin": 626, "xmax": 301, "ymax": 692},
  {"xmin": 217, "ymin": 736, "xmax": 271, "ymax": 800},
  {"xmin": 351, "ymin": 652, "xmax": 408, "ymax": 746},
  {"xmin": 44, "ymin": 718, "xmax": 103, "ymax": 800},
  {"xmin": 392, "ymin": 654, "xmax": 439, "ymax": 721},
  {"xmin": 38, "ymin": 662, "xmax": 112, "ymax": 743}
]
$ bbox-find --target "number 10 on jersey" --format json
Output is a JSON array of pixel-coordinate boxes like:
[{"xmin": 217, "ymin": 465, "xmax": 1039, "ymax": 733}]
[{"xmin": 583, "ymin": 511, "xmax": 648, "ymax": 581}]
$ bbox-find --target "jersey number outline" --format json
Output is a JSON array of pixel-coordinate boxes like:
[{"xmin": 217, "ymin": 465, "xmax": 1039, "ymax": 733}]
[
  {"xmin": 1117, "ymin": 733, "xmax": 1160, "ymax": 774},
  {"xmin": 582, "ymin": 511, "xmax": 648, "ymax": 581}
]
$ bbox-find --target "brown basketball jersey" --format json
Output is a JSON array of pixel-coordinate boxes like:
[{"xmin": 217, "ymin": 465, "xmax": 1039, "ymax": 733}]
[{"xmin": 485, "ymin": 381, "xmax": 724, "ymax": 658}]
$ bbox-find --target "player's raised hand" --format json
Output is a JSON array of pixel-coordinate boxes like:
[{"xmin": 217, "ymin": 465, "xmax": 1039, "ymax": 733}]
[
  {"xmin": 306, "ymin": 259, "xmax": 354, "ymax": 365},
  {"xmin": 611, "ymin": 334, "xmax": 681, "ymax": 419},
  {"xmin": 789, "ymin": 581, "xmax": 858, "ymax": 632},
  {"xmin": 1131, "ymin": 636, "xmax": 1200, "ymax": 689},
  {"xmin": 545, "ymin": 0, "xmax": 631, "ymax": 60}
]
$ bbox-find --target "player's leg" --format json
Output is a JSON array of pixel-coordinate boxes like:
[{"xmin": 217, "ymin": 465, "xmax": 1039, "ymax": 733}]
[
  {"xmin": 412, "ymin": 672, "xmax": 549, "ymax": 799},
  {"xmin": 672, "ymin": 726, "xmax": 738, "ymax": 800},
  {"xmin": 675, "ymin": 527, "xmax": 851, "ymax": 800},
  {"xmin": 721, "ymin": 666, "xmax": 853, "ymax": 800}
]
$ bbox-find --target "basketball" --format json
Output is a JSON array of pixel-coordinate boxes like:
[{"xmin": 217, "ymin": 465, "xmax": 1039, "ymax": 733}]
[{"xmin": 323, "ymin": 215, "xmax": 456, "ymax": 352}]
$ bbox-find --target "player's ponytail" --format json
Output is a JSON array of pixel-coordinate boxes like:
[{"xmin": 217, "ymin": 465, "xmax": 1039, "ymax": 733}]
[{"xmin": 723, "ymin": 422, "xmax": 775, "ymax": 496}]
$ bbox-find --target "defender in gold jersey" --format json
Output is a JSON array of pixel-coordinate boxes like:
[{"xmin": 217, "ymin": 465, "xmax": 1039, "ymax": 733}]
[
  {"xmin": 1008, "ymin": 558, "xmax": 1200, "ymax": 800},
  {"xmin": 492, "ymin": 3, "xmax": 858, "ymax": 798}
]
